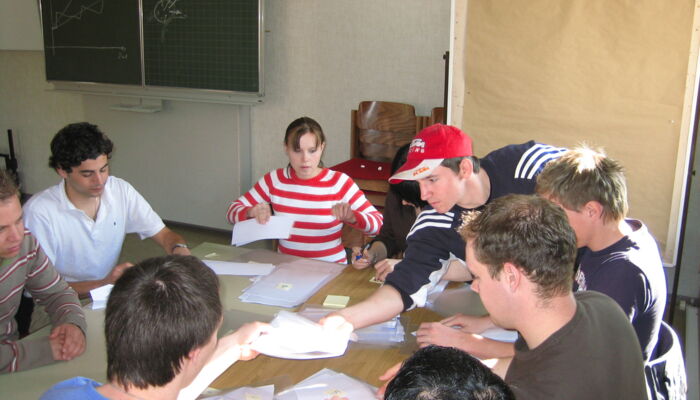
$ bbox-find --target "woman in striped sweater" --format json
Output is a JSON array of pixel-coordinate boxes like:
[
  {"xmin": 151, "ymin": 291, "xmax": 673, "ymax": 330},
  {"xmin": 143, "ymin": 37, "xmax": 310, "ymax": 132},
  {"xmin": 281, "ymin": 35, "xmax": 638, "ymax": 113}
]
[{"xmin": 227, "ymin": 117, "xmax": 383, "ymax": 263}]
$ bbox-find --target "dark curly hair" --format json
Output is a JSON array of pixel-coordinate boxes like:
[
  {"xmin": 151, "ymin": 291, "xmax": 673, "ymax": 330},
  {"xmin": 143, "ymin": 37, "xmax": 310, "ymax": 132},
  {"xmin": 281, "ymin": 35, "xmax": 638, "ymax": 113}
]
[{"xmin": 49, "ymin": 122, "xmax": 113, "ymax": 172}]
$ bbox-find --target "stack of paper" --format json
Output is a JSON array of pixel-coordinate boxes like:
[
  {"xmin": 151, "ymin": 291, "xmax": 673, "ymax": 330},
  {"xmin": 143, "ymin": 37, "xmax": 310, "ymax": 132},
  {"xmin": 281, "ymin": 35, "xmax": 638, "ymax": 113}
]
[
  {"xmin": 251, "ymin": 311, "xmax": 351, "ymax": 359},
  {"xmin": 239, "ymin": 260, "xmax": 345, "ymax": 308},
  {"xmin": 276, "ymin": 369, "xmax": 377, "ymax": 400},
  {"xmin": 298, "ymin": 306, "xmax": 405, "ymax": 344}
]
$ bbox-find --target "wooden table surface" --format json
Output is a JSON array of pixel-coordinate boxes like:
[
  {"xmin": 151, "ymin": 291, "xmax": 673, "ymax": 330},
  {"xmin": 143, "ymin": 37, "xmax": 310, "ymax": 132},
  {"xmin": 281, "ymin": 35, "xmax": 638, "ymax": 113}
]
[{"xmin": 210, "ymin": 251, "xmax": 445, "ymax": 390}]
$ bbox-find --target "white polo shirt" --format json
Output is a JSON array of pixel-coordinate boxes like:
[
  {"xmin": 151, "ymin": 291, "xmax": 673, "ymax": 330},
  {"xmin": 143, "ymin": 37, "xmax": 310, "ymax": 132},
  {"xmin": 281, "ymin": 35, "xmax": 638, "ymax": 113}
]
[{"xmin": 23, "ymin": 176, "xmax": 165, "ymax": 282}]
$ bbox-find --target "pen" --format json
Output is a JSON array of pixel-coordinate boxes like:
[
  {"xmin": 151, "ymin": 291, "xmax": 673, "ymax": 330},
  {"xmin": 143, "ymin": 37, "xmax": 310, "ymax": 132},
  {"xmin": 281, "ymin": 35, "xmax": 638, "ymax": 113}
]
[{"xmin": 356, "ymin": 242, "xmax": 371, "ymax": 261}]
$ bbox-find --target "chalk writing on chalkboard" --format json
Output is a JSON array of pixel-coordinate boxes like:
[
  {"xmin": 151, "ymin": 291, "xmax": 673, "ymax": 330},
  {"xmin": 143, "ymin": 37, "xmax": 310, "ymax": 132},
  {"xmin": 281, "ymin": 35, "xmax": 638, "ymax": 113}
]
[
  {"xmin": 40, "ymin": 0, "xmax": 263, "ymax": 97},
  {"xmin": 46, "ymin": 0, "xmax": 128, "ymax": 60}
]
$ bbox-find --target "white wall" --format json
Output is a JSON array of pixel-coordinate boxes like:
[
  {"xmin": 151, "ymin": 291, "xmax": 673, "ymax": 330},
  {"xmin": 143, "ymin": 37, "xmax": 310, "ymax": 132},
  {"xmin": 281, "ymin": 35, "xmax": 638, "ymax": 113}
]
[{"xmin": 0, "ymin": 1, "xmax": 451, "ymax": 229}]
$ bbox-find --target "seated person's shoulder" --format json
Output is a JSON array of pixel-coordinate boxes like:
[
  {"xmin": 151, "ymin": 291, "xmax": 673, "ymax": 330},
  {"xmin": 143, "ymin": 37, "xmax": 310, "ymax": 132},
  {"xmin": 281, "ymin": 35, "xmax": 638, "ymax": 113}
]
[{"xmin": 41, "ymin": 377, "xmax": 105, "ymax": 400}]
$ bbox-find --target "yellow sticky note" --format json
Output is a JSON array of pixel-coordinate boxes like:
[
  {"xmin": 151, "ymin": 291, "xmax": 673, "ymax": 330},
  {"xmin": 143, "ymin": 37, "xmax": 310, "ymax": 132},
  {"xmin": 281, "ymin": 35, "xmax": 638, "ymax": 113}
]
[{"xmin": 323, "ymin": 295, "xmax": 350, "ymax": 308}]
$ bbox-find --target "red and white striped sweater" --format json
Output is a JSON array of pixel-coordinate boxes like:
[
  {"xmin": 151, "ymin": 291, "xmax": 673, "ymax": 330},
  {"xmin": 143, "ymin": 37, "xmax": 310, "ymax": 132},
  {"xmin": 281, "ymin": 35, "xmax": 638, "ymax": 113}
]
[{"xmin": 227, "ymin": 168, "xmax": 383, "ymax": 263}]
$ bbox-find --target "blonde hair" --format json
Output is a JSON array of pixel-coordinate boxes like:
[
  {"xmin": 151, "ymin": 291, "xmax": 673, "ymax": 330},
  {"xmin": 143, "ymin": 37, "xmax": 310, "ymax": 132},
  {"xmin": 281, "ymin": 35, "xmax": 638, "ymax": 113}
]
[{"xmin": 536, "ymin": 146, "xmax": 628, "ymax": 222}]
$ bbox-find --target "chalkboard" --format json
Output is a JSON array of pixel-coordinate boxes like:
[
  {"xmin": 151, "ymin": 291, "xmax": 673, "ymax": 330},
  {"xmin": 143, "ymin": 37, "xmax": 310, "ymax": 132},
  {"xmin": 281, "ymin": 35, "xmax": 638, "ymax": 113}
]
[
  {"xmin": 40, "ymin": 0, "xmax": 262, "ymax": 94},
  {"xmin": 41, "ymin": 0, "xmax": 142, "ymax": 85}
]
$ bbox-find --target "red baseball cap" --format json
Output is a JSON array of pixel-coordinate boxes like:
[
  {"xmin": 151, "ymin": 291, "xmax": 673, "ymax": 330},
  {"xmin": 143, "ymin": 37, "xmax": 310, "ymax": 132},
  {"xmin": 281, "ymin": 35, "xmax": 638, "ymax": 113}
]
[{"xmin": 389, "ymin": 124, "xmax": 473, "ymax": 183}]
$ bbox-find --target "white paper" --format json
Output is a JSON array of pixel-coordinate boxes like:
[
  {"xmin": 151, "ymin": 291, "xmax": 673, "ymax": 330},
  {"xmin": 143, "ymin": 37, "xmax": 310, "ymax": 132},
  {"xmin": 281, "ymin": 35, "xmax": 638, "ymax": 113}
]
[
  {"xmin": 177, "ymin": 341, "xmax": 243, "ymax": 400},
  {"xmin": 203, "ymin": 260, "xmax": 275, "ymax": 276},
  {"xmin": 276, "ymin": 369, "xmax": 377, "ymax": 400},
  {"xmin": 89, "ymin": 284, "xmax": 113, "ymax": 310},
  {"xmin": 481, "ymin": 327, "xmax": 518, "ymax": 343},
  {"xmin": 202, "ymin": 384, "xmax": 274, "ymax": 400},
  {"xmin": 250, "ymin": 311, "xmax": 351, "ymax": 359},
  {"xmin": 231, "ymin": 216, "xmax": 294, "ymax": 246},
  {"xmin": 239, "ymin": 260, "xmax": 345, "ymax": 308}
]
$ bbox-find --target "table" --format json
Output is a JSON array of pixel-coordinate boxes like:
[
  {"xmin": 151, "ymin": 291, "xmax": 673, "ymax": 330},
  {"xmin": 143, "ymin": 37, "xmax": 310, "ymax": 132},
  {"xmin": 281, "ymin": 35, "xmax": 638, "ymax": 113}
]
[{"xmin": 0, "ymin": 243, "xmax": 487, "ymax": 397}]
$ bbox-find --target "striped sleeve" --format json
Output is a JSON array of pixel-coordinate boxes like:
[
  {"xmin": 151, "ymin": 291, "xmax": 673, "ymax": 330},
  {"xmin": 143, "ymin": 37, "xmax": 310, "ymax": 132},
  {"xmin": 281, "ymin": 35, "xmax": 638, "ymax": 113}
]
[
  {"xmin": 226, "ymin": 172, "xmax": 274, "ymax": 224},
  {"xmin": 337, "ymin": 174, "xmax": 383, "ymax": 235},
  {"xmin": 1, "ymin": 232, "xmax": 85, "ymax": 373}
]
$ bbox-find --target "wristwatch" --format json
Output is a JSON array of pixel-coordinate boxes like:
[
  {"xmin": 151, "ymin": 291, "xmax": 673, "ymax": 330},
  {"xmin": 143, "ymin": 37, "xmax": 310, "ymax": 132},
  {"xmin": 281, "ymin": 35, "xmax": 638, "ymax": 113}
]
[{"xmin": 171, "ymin": 243, "xmax": 189, "ymax": 252}]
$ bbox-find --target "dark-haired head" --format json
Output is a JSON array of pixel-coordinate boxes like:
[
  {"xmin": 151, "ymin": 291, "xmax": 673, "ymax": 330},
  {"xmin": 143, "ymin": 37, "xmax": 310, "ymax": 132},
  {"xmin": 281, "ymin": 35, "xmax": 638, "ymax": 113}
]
[
  {"xmin": 105, "ymin": 255, "xmax": 222, "ymax": 389},
  {"xmin": 385, "ymin": 345, "xmax": 514, "ymax": 400},
  {"xmin": 390, "ymin": 144, "xmax": 428, "ymax": 209},
  {"xmin": 49, "ymin": 122, "xmax": 113, "ymax": 172}
]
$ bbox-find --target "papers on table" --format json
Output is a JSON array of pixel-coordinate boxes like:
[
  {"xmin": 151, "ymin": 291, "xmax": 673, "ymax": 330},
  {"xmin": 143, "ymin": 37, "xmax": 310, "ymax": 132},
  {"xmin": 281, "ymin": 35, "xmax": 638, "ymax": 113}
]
[
  {"xmin": 239, "ymin": 260, "xmax": 345, "ymax": 308},
  {"xmin": 203, "ymin": 260, "xmax": 275, "ymax": 276},
  {"xmin": 251, "ymin": 311, "xmax": 351, "ymax": 359},
  {"xmin": 276, "ymin": 368, "xmax": 377, "ymax": 400},
  {"xmin": 481, "ymin": 327, "xmax": 519, "ymax": 343},
  {"xmin": 231, "ymin": 216, "xmax": 294, "ymax": 246},
  {"xmin": 298, "ymin": 306, "xmax": 405, "ymax": 344},
  {"xmin": 89, "ymin": 284, "xmax": 113, "ymax": 310},
  {"xmin": 199, "ymin": 384, "xmax": 274, "ymax": 400}
]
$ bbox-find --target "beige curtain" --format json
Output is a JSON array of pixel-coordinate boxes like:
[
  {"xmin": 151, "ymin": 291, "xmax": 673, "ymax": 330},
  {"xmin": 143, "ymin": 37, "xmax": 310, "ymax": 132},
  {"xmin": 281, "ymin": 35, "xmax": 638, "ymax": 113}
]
[{"xmin": 450, "ymin": 0, "xmax": 700, "ymax": 263}]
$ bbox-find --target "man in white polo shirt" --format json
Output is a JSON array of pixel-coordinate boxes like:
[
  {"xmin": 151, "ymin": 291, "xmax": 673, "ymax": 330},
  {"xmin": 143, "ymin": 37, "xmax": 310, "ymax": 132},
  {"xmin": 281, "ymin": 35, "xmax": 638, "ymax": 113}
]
[{"xmin": 23, "ymin": 122, "xmax": 191, "ymax": 297}]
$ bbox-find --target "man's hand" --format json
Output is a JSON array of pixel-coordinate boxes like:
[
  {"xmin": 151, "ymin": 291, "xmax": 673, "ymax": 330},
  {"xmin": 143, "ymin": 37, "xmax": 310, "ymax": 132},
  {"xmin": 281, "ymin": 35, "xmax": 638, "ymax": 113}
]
[
  {"xmin": 218, "ymin": 321, "xmax": 271, "ymax": 361},
  {"xmin": 106, "ymin": 262, "xmax": 134, "ymax": 285},
  {"xmin": 440, "ymin": 314, "xmax": 494, "ymax": 333},
  {"xmin": 49, "ymin": 324, "xmax": 86, "ymax": 361},
  {"xmin": 318, "ymin": 313, "xmax": 355, "ymax": 336},
  {"xmin": 248, "ymin": 203, "xmax": 272, "ymax": 224},
  {"xmin": 331, "ymin": 203, "xmax": 357, "ymax": 224},
  {"xmin": 376, "ymin": 361, "xmax": 403, "ymax": 399},
  {"xmin": 416, "ymin": 322, "xmax": 473, "ymax": 349},
  {"xmin": 374, "ymin": 259, "xmax": 399, "ymax": 282}
]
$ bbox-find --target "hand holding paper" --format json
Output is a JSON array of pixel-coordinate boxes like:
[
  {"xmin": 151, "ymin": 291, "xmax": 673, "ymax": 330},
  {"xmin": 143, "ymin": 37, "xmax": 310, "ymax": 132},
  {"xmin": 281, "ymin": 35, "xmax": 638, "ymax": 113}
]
[{"xmin": 251, "ymin": 311, "xmax": 352, "ymax": 359}]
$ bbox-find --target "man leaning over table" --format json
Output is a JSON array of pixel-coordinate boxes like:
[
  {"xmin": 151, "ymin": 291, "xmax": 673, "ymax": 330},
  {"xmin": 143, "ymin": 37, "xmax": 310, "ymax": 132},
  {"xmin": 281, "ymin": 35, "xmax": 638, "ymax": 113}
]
[
  {"xmin": 322, "ymin": 124, "xmax": 566, "ymax": 332},
  {"xmin": 0, "ymin": 170, "xmax": 86, "ymax": 373},
  {"xmin": 23, "ymin": 122, "xmax": 191, "ymax": 298}
]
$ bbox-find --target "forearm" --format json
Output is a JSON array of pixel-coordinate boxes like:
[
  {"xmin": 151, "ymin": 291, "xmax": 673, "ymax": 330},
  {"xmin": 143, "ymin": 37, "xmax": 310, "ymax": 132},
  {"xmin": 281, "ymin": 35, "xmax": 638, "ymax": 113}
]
[
  {"xmin": 151, "ymin": 228, "xmax": 188, "ymax": 255},
  {"xmin": 0, "ymin": 337, "xmax": 55, "ymax": 373},
  {"xmin": 337, "ymin": 285, "xmax": 404, "ymax": 330},
  {"xmin": 463, "ymin": 338, "xmax": 515, "ymax": 360},
  {"xmin": 442, "ymin": 259, "xmax": 472, "ymax": 282}
]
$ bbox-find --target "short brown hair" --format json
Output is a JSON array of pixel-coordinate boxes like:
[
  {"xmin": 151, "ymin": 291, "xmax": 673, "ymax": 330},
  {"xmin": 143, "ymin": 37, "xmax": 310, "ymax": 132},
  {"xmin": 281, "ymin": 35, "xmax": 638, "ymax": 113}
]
[
  {"xmin": 535, "ymin": 146, "xmax": 628, "ymax": 222},
  {"xmin": 0, "ymin": 170, "xmax": 19, "ymax": 202},
  {"xmin": 460, "ymin": 194, "xmax": 577, "ymax": 300}
]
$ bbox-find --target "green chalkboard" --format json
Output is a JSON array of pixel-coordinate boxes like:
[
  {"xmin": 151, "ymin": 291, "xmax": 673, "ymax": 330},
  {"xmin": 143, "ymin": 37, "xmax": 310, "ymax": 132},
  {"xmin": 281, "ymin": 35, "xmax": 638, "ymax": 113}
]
[
  {"xmin": 41, "ymin": 0, "xmax": 142, "ymax": 85},
  {"xmin": 40, "ymin": 0, "xmax": 262, "ymax": 94}
]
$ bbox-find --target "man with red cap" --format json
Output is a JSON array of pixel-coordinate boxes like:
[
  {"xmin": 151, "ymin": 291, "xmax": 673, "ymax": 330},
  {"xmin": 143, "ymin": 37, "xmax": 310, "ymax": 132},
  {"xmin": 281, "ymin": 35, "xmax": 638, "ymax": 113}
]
[{"xmin": 323, "ymin": 124, "xmax": 566, "ymax": 331}]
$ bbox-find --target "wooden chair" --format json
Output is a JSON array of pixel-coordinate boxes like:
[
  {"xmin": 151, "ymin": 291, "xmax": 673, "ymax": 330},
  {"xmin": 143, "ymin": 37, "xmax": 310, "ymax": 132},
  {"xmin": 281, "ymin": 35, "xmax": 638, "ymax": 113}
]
[
  {"xmin": 429, "ymin": 106, "xmax": 446, "ymax": 125},
  {"xmin": 351, "ymin": 101, "xmax": 422, "ymax": 163}
]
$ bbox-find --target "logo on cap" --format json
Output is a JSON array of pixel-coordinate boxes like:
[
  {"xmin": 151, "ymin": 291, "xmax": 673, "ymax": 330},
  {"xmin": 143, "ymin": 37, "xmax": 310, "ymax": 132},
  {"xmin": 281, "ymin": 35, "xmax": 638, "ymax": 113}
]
[{"xmin": 409, "ymin": 139, "xmax": 426, "ymax": 154}]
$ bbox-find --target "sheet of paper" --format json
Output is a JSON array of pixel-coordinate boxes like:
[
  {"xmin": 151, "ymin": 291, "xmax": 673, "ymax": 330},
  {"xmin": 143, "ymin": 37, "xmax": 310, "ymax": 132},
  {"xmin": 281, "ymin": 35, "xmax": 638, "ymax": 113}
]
[
  {"xmin": 481, "ymin": 327, "xmax": 518, "ymax": 343},
  {"xmin": 231, "ymin": 215, "xmax": 294, "ymax": 246},
  {"xmin": 202, "ymin": 260, "xmax": 275, "ymax": 276},
  {"xmin": 250, "ymin": 311, "xmax": 351, "ymax": 359},
  {"xmin": 201, "ymin": 384, "xmax": 274, "ymax": 400},
  {"xmin": 178, "ymin": 341, "xmax": 243, "ymax": 400},
  {"xmin": 90, "ymin": 284, "xmax": 113, "ymax": 310},
  {"xmin": 276, "ymin": 368, "xmax": 377, "ymax": 400}
]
